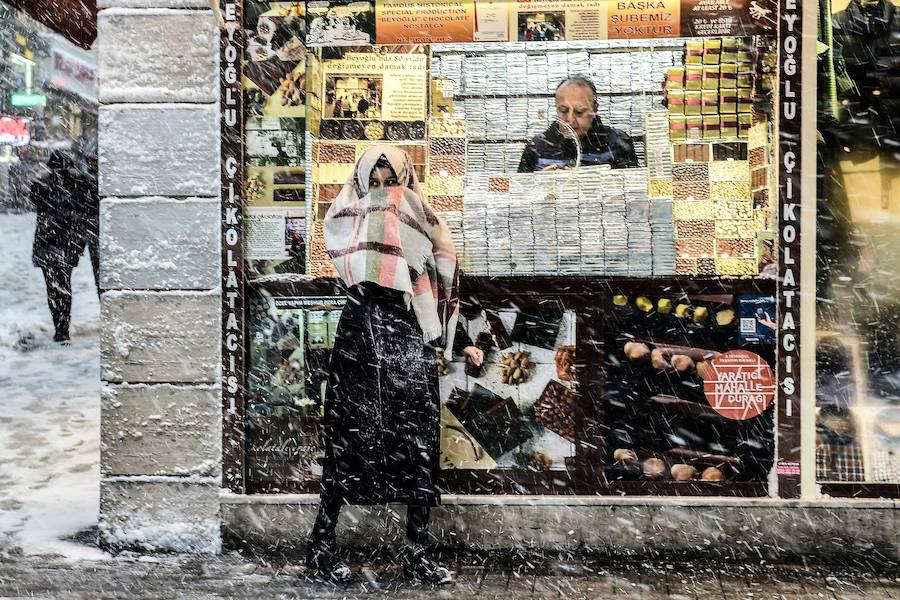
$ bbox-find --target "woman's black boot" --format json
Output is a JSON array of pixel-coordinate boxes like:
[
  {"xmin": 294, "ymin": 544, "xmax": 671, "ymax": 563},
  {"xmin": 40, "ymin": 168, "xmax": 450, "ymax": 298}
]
[
  {"xmin": 402, "ymin": 505, "xmax": 453, "ymax": 584},
  {"xmin": 305, "ymin": 539, "xmax": 352, "ymax": 583},
  {"xmin": 306, "ymin": 496, "xmax": 351, "ymax": 583},
  {"xmin": 401, "ymin": 544, "xmax": 454, "ymax": 584}
]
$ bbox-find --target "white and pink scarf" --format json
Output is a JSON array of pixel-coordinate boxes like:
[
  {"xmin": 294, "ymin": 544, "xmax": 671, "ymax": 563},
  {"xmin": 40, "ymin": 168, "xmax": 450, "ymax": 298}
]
[{"xmin": 324, "ymin": 145, "xmax": 459, "ymax": 357}]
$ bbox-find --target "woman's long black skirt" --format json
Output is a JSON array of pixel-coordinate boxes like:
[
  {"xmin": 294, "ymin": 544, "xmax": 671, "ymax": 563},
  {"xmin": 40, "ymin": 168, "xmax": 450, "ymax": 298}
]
[{"xmin": 320, "ymin": 283, "xmax": 441, "ymax": 506}]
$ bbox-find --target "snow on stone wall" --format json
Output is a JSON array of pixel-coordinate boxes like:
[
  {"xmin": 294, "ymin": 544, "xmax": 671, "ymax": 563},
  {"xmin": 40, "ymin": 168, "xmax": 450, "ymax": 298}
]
[{"xmin": 98, "ymin": 3, "xmax": 223, "ymax": 555}]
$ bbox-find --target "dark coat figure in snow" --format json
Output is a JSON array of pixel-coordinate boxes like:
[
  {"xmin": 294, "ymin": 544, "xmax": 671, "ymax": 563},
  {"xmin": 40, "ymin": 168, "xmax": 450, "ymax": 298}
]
[
  {"xmin": 31, "ymin": 151, "xmax": 94, "ymax": 343},
  {"xmin": 306, "ymin": 145, "xmax": 482, "ymax": 584},
  {"xmin": 81, "ymin": 152, "xmax": 100, "ymax": 298}
]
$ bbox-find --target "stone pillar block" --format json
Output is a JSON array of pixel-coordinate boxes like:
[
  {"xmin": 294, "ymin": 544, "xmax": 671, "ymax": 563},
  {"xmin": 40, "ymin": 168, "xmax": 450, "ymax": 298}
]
[
  {"xmin": 100, "ymin": 291, "xmax": 220, "ymax": 383},
  {"xmin": 99, "ymin": 8, "xmax": 218, "ymax": 103},
  {"xmin": 99, "ymin": 104, "xmax": 219, "ymax": 197},
  {"xmin": 101, "ymin": 384, "xmax": 221, "ymax": 476},
  {"xmin": 100, "ymin": 197, "xmax": 219, "ymax": 290},
  {"xmin": 100, "ymin": 478, "xmax": 220, "ymax": 554}
]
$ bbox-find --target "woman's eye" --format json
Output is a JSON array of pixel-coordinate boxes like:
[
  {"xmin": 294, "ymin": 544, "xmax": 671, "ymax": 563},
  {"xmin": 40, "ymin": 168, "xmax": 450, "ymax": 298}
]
[
  {"xmin": 384, "ymin": 177, "xmax": 399, "ymax": 186},
  {"xmin": 368, "ymin": 179, "xmax": 379, "ymax": 188}
]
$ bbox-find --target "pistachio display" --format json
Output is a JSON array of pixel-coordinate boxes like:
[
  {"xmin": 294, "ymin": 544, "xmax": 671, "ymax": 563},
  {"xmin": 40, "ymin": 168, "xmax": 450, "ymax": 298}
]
[
  {"xmin": 624, "ymin": 341, "xmax": 651, "ymax": 362},
  {"xmin": 671, "ymin": 464, "xmax": 697, "ymax": 481},
  {"xmin": 500, "ymin": 351, "xmax": 532, "ymax": 385}
]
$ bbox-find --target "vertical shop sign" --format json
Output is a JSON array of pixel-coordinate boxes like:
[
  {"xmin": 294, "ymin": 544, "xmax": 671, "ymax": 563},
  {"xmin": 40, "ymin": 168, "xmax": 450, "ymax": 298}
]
[
  {"xmin": 777, "ymin": 0, "xmax": 801, "ymax": 497},
  {"xmin": 221, "ymin": 0, "xmax": 246, "ymax": 494}
]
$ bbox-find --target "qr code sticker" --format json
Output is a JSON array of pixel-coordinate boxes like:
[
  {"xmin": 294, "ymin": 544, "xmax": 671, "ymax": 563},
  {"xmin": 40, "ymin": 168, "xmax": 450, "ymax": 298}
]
[{"xmin": 740, "ymin": 318, "xmax": 756, "ymax": 334}]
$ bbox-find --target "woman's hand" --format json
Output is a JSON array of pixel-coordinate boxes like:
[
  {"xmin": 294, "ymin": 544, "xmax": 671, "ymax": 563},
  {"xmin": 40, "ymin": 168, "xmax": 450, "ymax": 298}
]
[{"xmin": 462, "ymin": 346, "xmax": 484, "ymax": 366}]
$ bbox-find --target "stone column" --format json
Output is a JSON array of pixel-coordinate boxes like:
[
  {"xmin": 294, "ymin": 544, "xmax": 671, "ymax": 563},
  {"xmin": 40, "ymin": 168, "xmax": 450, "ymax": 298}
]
[{"xmin": 96, "ymin": 1, "xmax": 222, "ymax": 553}]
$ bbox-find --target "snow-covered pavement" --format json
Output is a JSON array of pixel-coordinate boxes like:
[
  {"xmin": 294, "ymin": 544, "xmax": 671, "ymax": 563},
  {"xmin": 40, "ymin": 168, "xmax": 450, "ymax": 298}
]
[{"xmin": 0, "ymin": 212, "xmax": 105, "ymax": 560}]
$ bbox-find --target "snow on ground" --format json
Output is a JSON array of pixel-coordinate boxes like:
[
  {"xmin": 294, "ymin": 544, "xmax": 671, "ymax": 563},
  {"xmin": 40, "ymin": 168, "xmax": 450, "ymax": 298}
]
[{"xmin": 0, "ymin": 212, "xmax": 106, "ymax": 560}]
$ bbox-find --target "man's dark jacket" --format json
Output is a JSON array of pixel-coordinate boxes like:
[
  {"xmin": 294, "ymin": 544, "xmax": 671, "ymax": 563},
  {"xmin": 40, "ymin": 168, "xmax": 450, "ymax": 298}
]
[{"xmin": 518, "ymin": 117, "xmax": 639, "ymax": 172}]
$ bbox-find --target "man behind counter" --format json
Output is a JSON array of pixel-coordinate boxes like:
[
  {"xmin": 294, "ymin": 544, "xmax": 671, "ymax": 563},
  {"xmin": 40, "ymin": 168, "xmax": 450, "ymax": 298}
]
[{"xmin": 518, "ymin": 76, "xmax": 639, "ymax": 172}]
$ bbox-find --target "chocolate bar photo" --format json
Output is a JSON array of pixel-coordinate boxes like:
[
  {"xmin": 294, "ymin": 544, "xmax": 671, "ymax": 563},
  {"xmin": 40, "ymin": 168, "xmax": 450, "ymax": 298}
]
[
  {"xmin": 482, "ymin": 310, "xmax": 513, "ymax": 350},
  {"xmin": 533, "ymin": 380, "xmax": 576, "ymax": 443},
  {"xmin": 445, "ymin": 385, "xmax": 533, "ymax": 460},
  {"xmin": 510, "ymin": 309, "xmax": 564, "ymax": 350}
]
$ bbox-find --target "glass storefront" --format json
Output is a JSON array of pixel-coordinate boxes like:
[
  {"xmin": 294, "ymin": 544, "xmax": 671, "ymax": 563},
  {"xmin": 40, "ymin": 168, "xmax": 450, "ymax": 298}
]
[
  {"xmin": 217, "ymin": 0, "xmax": 895, "ymax": 498},
  {"xmin": 815, "ymin": 0, "xmax": 900, "ymax": 490}
]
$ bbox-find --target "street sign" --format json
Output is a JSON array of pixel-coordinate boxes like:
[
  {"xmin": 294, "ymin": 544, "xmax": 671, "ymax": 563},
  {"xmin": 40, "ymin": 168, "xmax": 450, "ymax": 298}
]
[{"xmin": 11, "ymin": 92, "xmax": 46, "ymax": 107}]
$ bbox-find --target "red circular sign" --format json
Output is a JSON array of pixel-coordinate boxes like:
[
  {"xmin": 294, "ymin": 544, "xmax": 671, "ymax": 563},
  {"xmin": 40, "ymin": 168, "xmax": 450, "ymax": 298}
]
[{"xmin": 703, "ymin": 350, "xmax": 775, "ymax": 420}]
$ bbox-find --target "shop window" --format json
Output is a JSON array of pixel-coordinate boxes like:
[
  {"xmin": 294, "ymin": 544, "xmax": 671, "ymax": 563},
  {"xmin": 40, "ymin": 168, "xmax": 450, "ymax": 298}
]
[
  {"xmin": 816, "ymin": 0, "xmax": 900, "ymax": 491},
  {"xmin": 228, "ymin": 1, "xmax": 786, "ymax": 496}
]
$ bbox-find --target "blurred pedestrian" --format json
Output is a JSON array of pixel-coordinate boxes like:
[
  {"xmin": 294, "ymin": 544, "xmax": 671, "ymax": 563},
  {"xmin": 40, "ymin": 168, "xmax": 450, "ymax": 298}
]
[
  {"xmin": 30, "ymin": 151, "xmax": 92, "ymax": 344},
  {"xmin": 81, "ymin": 151, "xmax": 100, "ymax": 298}
]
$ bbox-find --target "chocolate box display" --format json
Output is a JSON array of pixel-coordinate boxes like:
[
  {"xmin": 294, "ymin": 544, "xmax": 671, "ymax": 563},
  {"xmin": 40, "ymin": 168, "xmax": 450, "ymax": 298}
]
[
  {"xmin": 445, "ymin": 384, "xmax": 533, "ymax": 461},
  {"xmin": 602, "ymin": 293, "xmax": 776, "ymax": 482},
  {"xmin": 533, "ymin": 380, "xmax": 576, "ymax": 443}
]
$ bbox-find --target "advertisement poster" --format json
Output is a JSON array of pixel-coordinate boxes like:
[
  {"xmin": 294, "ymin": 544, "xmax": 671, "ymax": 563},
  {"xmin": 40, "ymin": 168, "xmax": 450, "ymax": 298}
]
[
  {"xmin": 680, "ymin": 0, "xmax": 775, "ymax": 36},
  {"xmin": 246, "ymin": 294, "xmax": 348, "ymax": 487},
  {"xmin": 607, "ymin": 0, "xmax": 680, "ymax": 39},
  {"xmin": 245, "ymin": 207, "xmax": 308, "ymax": 275},
  {"xmin": 243, "ymin": 2, "xmax": 307, "ymax": 120},
  {"xmin": 510, "ymin": 1, "xmax": 608, "ymax": 41},
  {"xmin": 322, "ymin": 50, "xmax": 428, "ymax": 121},
  {"xmin": 243, "ymin": 2, "xmax": 308, "ymax": 241},
  {"xmin": 0, "ymin": 117, "xmax": 29, "ymax": 146},
  {"xmin": 474, "ymin": 0, "xmax": 510, "ymax": 41},
  {"xmin": 306, "ymin": 1, "xmax": 376, "ymax": 47},
  {"xmin": 375, "ymin": 0, "xmax": 476, "ymax": 43}
]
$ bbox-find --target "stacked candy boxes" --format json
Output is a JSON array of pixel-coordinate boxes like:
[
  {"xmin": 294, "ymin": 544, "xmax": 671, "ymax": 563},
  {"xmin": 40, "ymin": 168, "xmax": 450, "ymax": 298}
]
[{"xmin": 666, "ymin": 38, "xmax": 754, "ymax": 142}]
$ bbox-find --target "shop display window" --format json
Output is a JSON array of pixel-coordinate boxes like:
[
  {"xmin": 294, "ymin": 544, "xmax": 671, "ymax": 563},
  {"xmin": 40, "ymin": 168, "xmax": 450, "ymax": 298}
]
[
  {"xmin": 815, "ymin": 0, "xmax": 900, "ymax": 493},
  {"xmin": 223, "ymin": 0, "xmax": 805, "ymax": 497}
]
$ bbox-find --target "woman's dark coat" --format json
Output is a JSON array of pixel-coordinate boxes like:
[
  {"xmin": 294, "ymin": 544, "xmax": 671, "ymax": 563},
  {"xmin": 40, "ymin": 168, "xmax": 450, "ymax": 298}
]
[
  {"xmin": 320, "ymin": 282, "xmax": 449, "ymax": 506},
  {"xmin": 31, "ymin": 153, "xmax": 91, "ymax": 270}
]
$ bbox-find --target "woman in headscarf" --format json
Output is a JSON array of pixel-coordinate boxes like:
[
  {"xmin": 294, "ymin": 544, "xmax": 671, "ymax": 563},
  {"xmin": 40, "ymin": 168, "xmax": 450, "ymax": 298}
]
[{"xmin": 307, "ymin": 146, "xmax": 483, "ymax": 584}]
